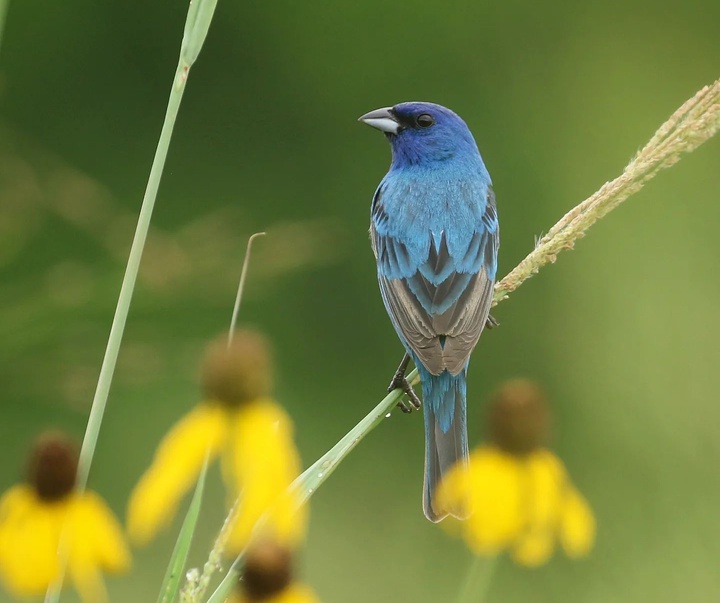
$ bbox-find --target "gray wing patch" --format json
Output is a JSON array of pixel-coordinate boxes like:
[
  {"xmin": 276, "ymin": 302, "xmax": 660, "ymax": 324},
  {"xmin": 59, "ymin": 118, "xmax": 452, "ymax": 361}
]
[
  {"xmin": 378, "ymin": 266, "xmax": 493, "ymax": 377},
  {"xmin": 372, "ymin": 221, "xmax": 444, "ymax": 374},
  {"xmin": 439, "ymin": 269, "xmax": 494, "ymax": 374},
  {"xmin": 377, "ymin": 273, "xmax": 445, "ymax": 374}
]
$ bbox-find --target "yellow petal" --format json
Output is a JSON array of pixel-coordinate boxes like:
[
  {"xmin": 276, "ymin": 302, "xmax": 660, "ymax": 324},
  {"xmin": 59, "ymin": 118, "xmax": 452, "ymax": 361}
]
[
  {"xmin": 506, "ymin": 450, "xmax": 567, "ymax": 567},
  {"xmin": 127, "ymin": 402, "xmax": 228, "ymax": 545},
  {"xmin": 55, "ymin": 492, "xmax": 131, "ymax": 603},
  {"xmin": 232, "ymin": 583, "xmax": 322, "ymax": 603},
  {"xmin": 512, "ymin": 530, "xmax": 555, "ymax": 567},
  {"xmin": 225, "ymin": 399, "xmax": 306, "ymax": 553},
  {"xmin": 67, "ymin": 560, "xmax": 108, "ymax": 603},
  {"xmin": 0, "ymin": 485, "xmax": 65, "ymax": 597},
  {"xmin": 274, "ymin": 583, "xmax": 322, "ymax": 603},
  {"xmin": 0, "ymin": 484, "xmax": 34, "ymax": 522},
  {"xmin": 457, "ymin": 447, "xmax": 525, "ymax": 554},
  {"xmin": 523, "ymin": 450, "xmax": 567, "ymax": 530},
  {"xmin": 559, "ymin": 486, "xmax": 596, "ymax": 558},
  {"xmin": 69, "ymin": 492, "xmax": 131, "ymax": 575}
]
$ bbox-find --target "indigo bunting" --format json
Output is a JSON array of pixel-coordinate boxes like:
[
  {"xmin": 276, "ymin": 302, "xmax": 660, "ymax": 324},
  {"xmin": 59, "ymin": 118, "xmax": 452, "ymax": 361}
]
[{"xmin": 359, "ymin": 102, "xmax": 499, "ymax": 521}]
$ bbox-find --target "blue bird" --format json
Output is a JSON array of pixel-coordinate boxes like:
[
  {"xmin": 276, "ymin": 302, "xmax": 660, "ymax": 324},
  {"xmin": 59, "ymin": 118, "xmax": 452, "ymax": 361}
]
[{"xmin": 359, "ymin": 102, "xmax": 499, "ymax": 522}]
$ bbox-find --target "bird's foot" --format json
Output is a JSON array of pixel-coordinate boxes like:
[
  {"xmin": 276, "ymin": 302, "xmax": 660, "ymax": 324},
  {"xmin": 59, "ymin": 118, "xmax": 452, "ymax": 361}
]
[
  {"xmin": 485, "ymin": 313, "xmax": 499, "ymax": 329},
  {"xmin": 387, "ymin": 354, "xmax": 422, "ymax": 413},
  {"xmin": 388, "ymin": 374, "xmax": 422, "ymax": 413}
]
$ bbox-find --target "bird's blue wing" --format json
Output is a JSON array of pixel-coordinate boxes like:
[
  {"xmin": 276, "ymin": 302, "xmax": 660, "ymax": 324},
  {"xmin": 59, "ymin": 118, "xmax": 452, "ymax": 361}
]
[{"xmin": 371, "ymin": 185, "xmax": 498, "ymax": 376}]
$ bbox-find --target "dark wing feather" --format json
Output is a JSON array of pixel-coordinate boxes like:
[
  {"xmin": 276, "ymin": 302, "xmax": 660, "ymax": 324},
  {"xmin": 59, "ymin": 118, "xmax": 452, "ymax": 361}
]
[{"xmin": 439, "ymin": 269, "xmax": 494, "ymax": 373}]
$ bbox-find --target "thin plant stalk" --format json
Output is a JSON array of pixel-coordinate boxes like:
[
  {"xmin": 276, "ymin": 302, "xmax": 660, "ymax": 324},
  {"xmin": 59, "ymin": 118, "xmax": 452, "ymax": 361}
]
[
  {"xmin": 44, "ymin": 1, "xmax": 219, "ymax": 602},
  {"xmin": 493, "ymin": 78, "xmax": 720, "ymax": 304},
  {"xmin": 456, "ymin": 555, "xmax": 498, "ymax": 603},
  {"xmin": 205, "ymin": 78, "xmax": 720, "ymax": 603},
  {"xmin": 294, "ymin": 370, "xmax": 420, "ymax": 502},
  {"xmin": 181, "ymin": 233, "xmax": 267, "ymax": 603},
  {"xmin": 228, "ymin": 232, "xmax": 265, "ymax": 346},
  {"xmin": 75, "ymin": 0, "xmax": 218, "ymax": 495},
  {"xmin": 0, "ymin": 0, "xmax": 8, "ymax": 55}
]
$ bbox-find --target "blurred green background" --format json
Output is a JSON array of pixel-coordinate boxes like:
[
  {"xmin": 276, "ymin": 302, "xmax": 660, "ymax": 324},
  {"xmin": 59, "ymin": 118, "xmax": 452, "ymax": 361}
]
[{"xmin": 1, "ymin": 0, "xmax": 719, "ymax": 601}]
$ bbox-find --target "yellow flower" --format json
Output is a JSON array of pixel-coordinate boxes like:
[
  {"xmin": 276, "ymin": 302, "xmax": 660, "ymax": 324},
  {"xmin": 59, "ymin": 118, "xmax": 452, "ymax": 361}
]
[
  {"xmin": 127, "ymin": 330, "xmax": 307, "ymax": 554},
  {"xmin": 233, "ymin": 583, "xmax": 321, "ymax": 603},
  {"xmin": 435, "ymin": 379, "xmax": 596, "ymax": 566},
  {"xmin": 225, "ymin": 399, "xmax": 307, "ymax": 552},
  {"xmin": 126, "ymin": 402, "xmax": 229, "ymax": 544},
  {"xmin": 0, "ymin": 432, "xmax": 130, "ymax": 603},
  {"xmin": 230, "ymin": 540, "xmax": 321, "ymax": 603}
]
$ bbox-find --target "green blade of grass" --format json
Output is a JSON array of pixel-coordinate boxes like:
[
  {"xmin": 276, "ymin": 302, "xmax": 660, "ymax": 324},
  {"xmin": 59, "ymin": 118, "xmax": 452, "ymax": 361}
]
[
  {"xmin": 158, "ymin": 460, "xmax": 208, "ymax": 603},
  {"xmin": 0, "ymin": 0, "xmax": 9, "ymax": 55},
  {"xmin": 74, "ymin": 0, "xmax": 219, "ymax": 499},
  {"xmin": 43, "ymin": 3, "xmax": 219, "ymax": 602},
  {"xmin": 293, "ymin": 369, "xmax": 418, "ymax": 502}
]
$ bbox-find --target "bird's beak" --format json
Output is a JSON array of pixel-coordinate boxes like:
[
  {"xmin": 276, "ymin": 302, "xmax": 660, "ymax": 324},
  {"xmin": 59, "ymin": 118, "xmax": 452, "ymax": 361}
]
[{"xmin": 358, "ymin": 107, "xmax": 399, "ymax": 134}]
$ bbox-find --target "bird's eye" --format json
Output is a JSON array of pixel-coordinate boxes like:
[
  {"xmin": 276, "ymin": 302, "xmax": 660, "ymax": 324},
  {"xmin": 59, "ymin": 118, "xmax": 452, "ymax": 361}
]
[{"xmin": 416, "ymin": 113, "xmax": 435, "ymax": 128}]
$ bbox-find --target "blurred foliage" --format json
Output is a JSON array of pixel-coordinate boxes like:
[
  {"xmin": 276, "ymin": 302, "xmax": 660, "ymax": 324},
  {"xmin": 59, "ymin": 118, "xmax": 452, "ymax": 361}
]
[{"xmin": 0, "ymin": 0, "xmax": 719, "ymax": 602}]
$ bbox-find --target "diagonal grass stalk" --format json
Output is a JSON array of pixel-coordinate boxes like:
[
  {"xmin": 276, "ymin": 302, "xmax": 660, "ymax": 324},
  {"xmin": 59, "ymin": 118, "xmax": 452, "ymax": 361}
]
[
  {"xmin": 493, "ymin": 78, "xmax": 720, "ymax": 305},
  {"xmin": 203, "ymin": 78, "xmax": 720, "ymax": 603},
  {"xmin": 294, "ymin": 371, "xmax": 420, "ymax": 502},
  {"xmin": 44, "ymin": 1, "xmax": 220, "ymax": 602},
  {"xmin": 179, "ymin": 233, "xmax": 267, "ymax": 603}
]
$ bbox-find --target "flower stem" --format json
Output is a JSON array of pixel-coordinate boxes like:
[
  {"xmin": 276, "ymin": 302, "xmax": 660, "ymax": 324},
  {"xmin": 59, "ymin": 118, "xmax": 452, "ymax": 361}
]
[
  {"xmin": 183, "ymin": 232, "xmax": 266, "ymax": 602},
  {"xmin": 44, "ymin": 2, "xmax": 219, "ymax": 602},
  {"xmin": 456, "ymin": 555, "xmax": 499, "ymax": 603}
]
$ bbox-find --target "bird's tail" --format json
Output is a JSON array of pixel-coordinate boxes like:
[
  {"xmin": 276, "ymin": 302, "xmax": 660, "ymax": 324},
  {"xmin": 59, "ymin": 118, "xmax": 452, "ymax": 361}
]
[{"xmin": 419, "ymin": 365, "xmax": 469, "ymax": 522}]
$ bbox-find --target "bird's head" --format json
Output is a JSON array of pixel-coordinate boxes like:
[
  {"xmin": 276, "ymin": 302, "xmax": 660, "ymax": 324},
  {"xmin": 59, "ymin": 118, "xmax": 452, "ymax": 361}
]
[{"xmin": 359, "ymin": 101, "xmax": 480, "ymax": 168}]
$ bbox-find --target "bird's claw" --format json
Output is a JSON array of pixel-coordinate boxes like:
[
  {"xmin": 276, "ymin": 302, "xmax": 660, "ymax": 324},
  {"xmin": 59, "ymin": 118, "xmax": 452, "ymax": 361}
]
[
  {"xmin": 388, "ymin": 371, "xmax": 422, "ymax": 412},
  {"xmin": 396, "ymin": 399, "xmax": 413, "ymax": 414}
]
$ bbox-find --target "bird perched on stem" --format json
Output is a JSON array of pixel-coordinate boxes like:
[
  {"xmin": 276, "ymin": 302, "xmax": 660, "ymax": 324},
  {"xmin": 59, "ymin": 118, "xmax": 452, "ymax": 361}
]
[{"xmin": 359, "ymin": 102, "xmax": 499, "ymax": 522}]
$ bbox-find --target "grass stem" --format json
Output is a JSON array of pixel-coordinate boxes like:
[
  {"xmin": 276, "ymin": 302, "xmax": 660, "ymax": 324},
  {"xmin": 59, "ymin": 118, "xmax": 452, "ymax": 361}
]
[
  {"xmin": 493, "ymin": 78, "xmax": 720, "ymax": 304},
  {"xmin": 44, "ymin": 1, "xmax": 219, "ymax": 601}
]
